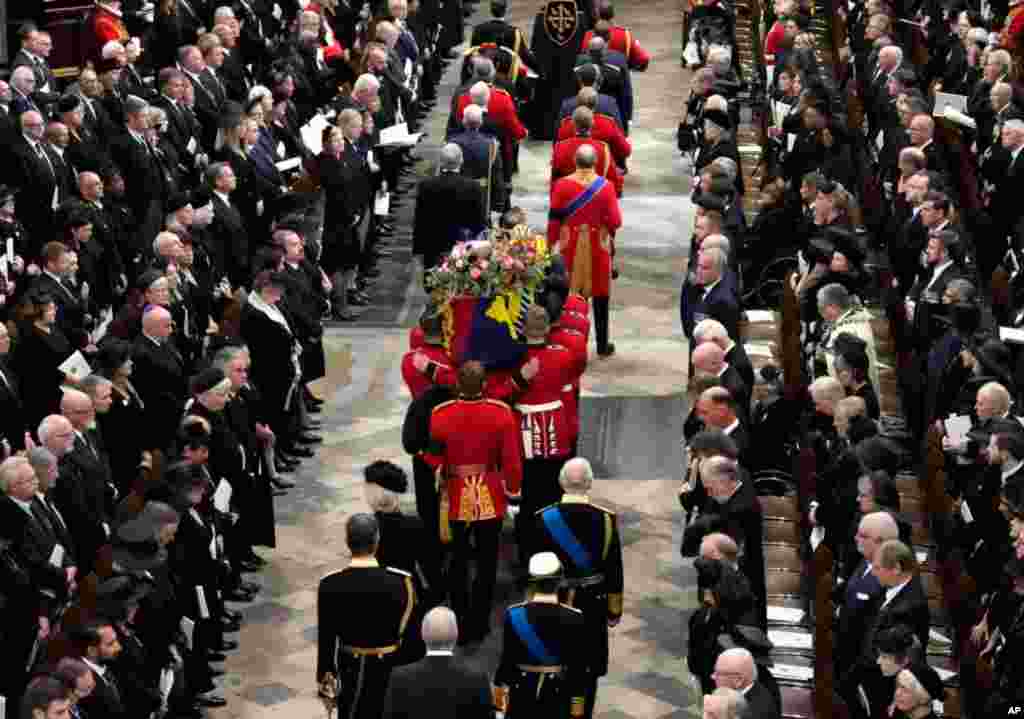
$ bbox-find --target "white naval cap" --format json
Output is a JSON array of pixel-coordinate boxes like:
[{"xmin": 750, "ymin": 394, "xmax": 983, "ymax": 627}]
[{"xmin": 528, "ymin": 552, "xmax": 562, "ymax": 579}]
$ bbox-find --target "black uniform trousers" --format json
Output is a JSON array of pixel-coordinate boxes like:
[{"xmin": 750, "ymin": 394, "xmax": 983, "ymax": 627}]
[
  {"xmin": 449, "ymin": 517, "xmax": 502, "ymax": 637},
  {"xmin": 514, "ymin": 456, "xmax": 566, "ymax": 563},
  {"xmin": 565, "ymin": 585, "xmax": 609, "ymax": 719},
  {"xmin": 412, "ymin": 455, "xmax": 447, "ymax": 602},
  {"xmin": 592, "ymin": 297, "xmax": 611, "ymax": 352},
  {"xmin": 336, "ymin": 650, "xmax": 394, "ymax": 719}
]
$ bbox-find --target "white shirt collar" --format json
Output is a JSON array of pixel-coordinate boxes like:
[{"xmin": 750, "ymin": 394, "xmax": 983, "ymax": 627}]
[
  {"xmin": 716, "ymin": 363, "xmax": 729, "ymax": 378},
  {"xmin": 10, "ymin": 495, "xmax": 34, "ymax": 514},
  {"xmin": 143, "ymin": 333, "xmax": 163, "ymax": 347},
  {"xmin": 723, "ymin": 418, "xmax": 740, "ymax": 435},
  {"xmin": 214, "ymin": 190, "xmax": 231, "ymax": 205},
  {"xmin": 740, "ymin": 683, "xmax": 754, "ymax": 695},
  {"xmin": 882, "ymin": 577, "xmax": 911, "ymax": 608},
  {"xmin": 928, "ymin": 259, "xmax": 954, "ymax": 285}
]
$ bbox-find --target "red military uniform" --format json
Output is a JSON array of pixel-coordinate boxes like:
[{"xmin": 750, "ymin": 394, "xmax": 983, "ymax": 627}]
[
  {"xmin": 557, "ymin": 114, "xmax": 632, "ymax": 166},
  {"xmin": 409, "ymin": 326, "xmax": 425, "ymax": 349},
  {"xmin": 513, "ymin": 344, "xmax": 581, "ymax": 460},
  {"xmin": 86, "ymin": 2, "xmax": 129, "ymax": 64},
  {"xmin": 564, "ymin": 294, "xmax": 591, "ymax": 318},
  {"xmin": 552, "ymin": 137, "xmax": 623, "ymax": 196},
  {"xmin": 454, "ymin": 87, "xmax": 527, "ymax": 170},
  {"xmin": 427, "ymin": 397, "xmax": 523, "ymax": 522},
  {"xmin": 548, "ymin": 170, "xmax": 623, "ymax": 299},
  {"xmin": 581, "ymin": 27, "xmax": 651, "ymax": 70},
  {"xmin": 401, "ymin": 342, "xmax": 454, "ymax": 400},
  {"xmin": 538, "ymin": 327, "xmax": 588, "ymax": 449}
]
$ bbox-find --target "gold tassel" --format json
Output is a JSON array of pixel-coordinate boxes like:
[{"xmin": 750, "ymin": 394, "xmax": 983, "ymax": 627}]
[{"xmin": 437, "ymin": 467, "xmax": 452, "ymax": 545}]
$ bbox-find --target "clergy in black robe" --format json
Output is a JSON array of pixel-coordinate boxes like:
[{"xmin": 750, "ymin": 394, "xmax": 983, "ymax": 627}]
[{"xmin": 528, "ymin": 0, "xmax": 588, "ymax": 139}]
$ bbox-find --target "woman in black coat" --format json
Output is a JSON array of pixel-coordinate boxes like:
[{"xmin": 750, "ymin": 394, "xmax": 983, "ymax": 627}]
[
  {"xmin": 96, "ymin": 339, "xmax": 148, "ymax": 494},
  {"xmin": 14, "ymin": 293, "xmax": 77, "ymax": 432},
  {"xmin": 239, "ymin": 272, "xmax": 301, "ymax": 452}
]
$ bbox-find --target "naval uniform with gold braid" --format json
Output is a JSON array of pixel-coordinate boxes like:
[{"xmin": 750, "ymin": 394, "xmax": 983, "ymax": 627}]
[
  {"xmin": 316, "ymin": 559, "xmax": 418, "ymax": 719},
  {"xmin": 533, "ymin": 495, "xmax": 624, "ymax": 718},
  {"xmin": 494, "ymin": 599, "xmax": 589, "ymax": 718}
]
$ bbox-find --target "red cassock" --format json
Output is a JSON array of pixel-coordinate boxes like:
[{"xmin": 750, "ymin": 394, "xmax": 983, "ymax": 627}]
[
  {"xmin": 548, "ymin": 172, "xmax": 623, "ymax": 299},
  {"xmin": 454, "ymin": 87, "xmax": 527, "ymax": 168},
  {"xmin": 401, "ymin": 343, "xmax": 454, "ymax": 400},
  {"xmin": 557, "ymin": 114, "xmax": 632, "ymax": 165},
  {"xmin": 427, "ymin": 398, "xmax": 523, "ymax": 522},
  {"xmin": 545, "ymin": 327, "xmax": 588, "ymax": 446},
  {"xmin": 581, "ymin": 27, "xmax": 651, "ymax": 70},
  {"xmin": 551, "ymin": 136, "xmax": 623, "ymax": 196},
  {"xmin": 513, "ymin": 343, "xmax": 582, "ymax": 460}
]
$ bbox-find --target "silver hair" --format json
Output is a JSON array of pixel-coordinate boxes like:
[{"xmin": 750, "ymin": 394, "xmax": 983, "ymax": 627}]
[
  {"xmin": 559, "ymin": 457, "xmax": 595, "ymax": 492},
  {"xmin": 80, "ymin": 374, "xmax": 112, "ymax": 398},
  {"xmin": 817, "ymin": 282, "xmax": 852, "ymax": 311},
  {"xmin": 463, "ymin": 104, "xmax": 484, "ymax": 128},
  {"xmin": 353, "ymin": 74, "xmax": 381, "ymax": 96},
  {"xmin": 0, "ymin": 456, "xmax": 31, "ymax": 494},
  {"xmin": 422, "ymin": 606, "xmax": 459, "ymax": 650},
  {"xmin": 37, "ymin": 415, "xmax": 69, "ymax": 447},
  {"xmin": 440, "ymin": 143, "xmax": 463, "ymax": 170}
]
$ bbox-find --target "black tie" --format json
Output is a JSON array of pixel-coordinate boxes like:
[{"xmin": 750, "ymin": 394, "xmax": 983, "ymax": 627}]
[{"xmin": 30, "ymin": 499, "xmax": 56, "ymax": 539}]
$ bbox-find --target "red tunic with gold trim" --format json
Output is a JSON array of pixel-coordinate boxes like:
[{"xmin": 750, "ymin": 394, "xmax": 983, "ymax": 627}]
[
  {"xmin": 551, "ymin": 136, "xmax": 623, "ymax": 196},
  {"xmin": 560, "ymin": 310, "xmax": 590, "ymax": 337},
  {"xmin": 513, "ymin": 343, "xmax": 581, "ymax": 460},
  {"xmin": 556, "ymin": 114, "xmax": 632, "ymax": 165},
  {"xmin": 540, "ymin": 329, "xmax": 588, "ymax": 448},
  {"xmin": 408, "ymin": 326, "xmax": 425, "ymax": 350},
  {"xmin": 427, "ymin": 397, "xmax": 523, "ymax": 522},
  {"xmin": 87, "ymin": 3, "xmax": 129, "ymax": 63},
  {"xmin": 401, "ymin": 343, "xmax": 454, "ymax": 400},
  {"xmin": 581, "ymin": 27, "xmax": 651, "ymax": 70},
  {"xmin": 564, "ymin": 294, "xmax": 590, "ymax": 318},
  {"xmin": 548, "ymin": 171, "xmax": 623, "ymax": 299}
]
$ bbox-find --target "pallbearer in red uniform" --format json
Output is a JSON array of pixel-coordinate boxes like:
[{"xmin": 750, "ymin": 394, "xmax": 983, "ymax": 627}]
[
  {"xmin": 512, "ymin": 306, "xmax": 584, "ymax": 560},
  {"xmin": 551, "ymin": 108, "xmax": 623, "ymax": 196},
  {"xmin": 402, "ymin": 310, "xmax": 455, "ymax": 401},
  {"xmin": 426, "ymin": 361, "xmax": 523, "ymax": 643},
  {"xmin": 581, "ymin": 5, "xmax": 652, "ymax": 71},
  {"xmin": 548, "ymin": 145, "xmax": 623, "ymax": 358},
  {"xmin": 547, "ymin": 298, "xmax": 589, "ymax": 454},
  {"xmin": 556, "ymin": 88, "xmax": 632, "ymax": 167}
]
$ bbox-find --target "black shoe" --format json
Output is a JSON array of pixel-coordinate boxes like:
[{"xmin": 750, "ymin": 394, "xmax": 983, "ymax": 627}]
[
  {"xmin": 361, "ymin": 267, "xmax": 382, "ymax": 278},
  {"xmin": 597, "ymin": 343, "xmax": 616, "ymax": 358},
  {"xmin": 224, "ymin": 588, "xmax": 255, "ymax": 602},
  {"xmin": 271, "ymin": 487, "xmax": 288, "ymax": 496},
  {"xmin": 303, "ymin": 421, "xmax": 323, "ymax": 431},
  {"xmin": 219, "ymin": 618, "xmax": 241, "ymax": 633},
  {"xmin": 210, "ymin": 667, "xmax": 226, "ymax": 677},
  {"xmin": 238, "ymin": 559, "xmax": 263, "ymax": 573},
  {"xmin": 272, "ymin": 475, "xmax": 296, "ymax": 489},
  {"xmin": 347, "ymin": 293, "xmax": 371, "ymax": 307},
  {"xmin": 194, "ymin": 693, "xmax": 227, "ymax": 708},
  {"xmin": 275, "ymin": 459, "xmax": 297, "ymax": 474},
  {"xmin": 214, "ymin": 639, "xmax": 239, "ymax": 651},
  {"xmin": 223, "ymin": 608, "xmax": 243, "ymax": 622},
  {"xmin": 206, "ymin": 651, "xmax": 228, "ymax": 662},
  {"xmin": 307, "ymin": 403, "xmax": 323, "ymax": 414},
  {"xmin": 285, "ymin": 445, "xmax": 315, "ymax": 458},
  {"xmin": 238, "ymin": 578, "xmax": 262, "ymax": 592},
  {"xmin": 296, "ymin": 433, "xmax": 322, "ymax": 445}
]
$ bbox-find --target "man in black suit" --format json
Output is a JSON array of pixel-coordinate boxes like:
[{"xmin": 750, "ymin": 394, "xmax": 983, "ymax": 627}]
[
  {"xmin": 10, "ymin": 110, "xmax": 59, "ymax": 257},
  {"xmin": 713, "ymin": 648, "xmax": 781, "ymax": 719},
  {"xmin": 383, "ymin": 607, "xmax": 494, "ymax": 719},
  {"xmin": 60, "ymin": 388, "xmax": 116, "ymax": 520},
  {"xmin": 694, "ymin": 386, "xmax": 750, "ymax": 467},
  {"xmin": 11, "ymin": 30, "xmax": 60, "ymax": 109},
  {"xmin": 848, "ymin": 538, "xmax": 931, "ymax": 719},
  {"xmin": 681, "ymin": 245, "xmax": 740, "ymax": 347},
  {"xmin": 906, "ymin": 230, "xmax": 964, "ymax": 349},
  {"xmin": 988, "ymin": 118, "xmax": 1024, "ymax": 252},
  {"xmin": 207, "ymin": 162, "xmax": 251, "ymax": 287},
  {"xmin": 412, "ymin": 144, "xmax": 486, "ymax": 275},
  {"xmin": 0, "ymin": 323, "xmax": 28, "ymax": 452},
  {"xmin": 693, "ymin": 317, "xmax": 754, "ymax": 392},
  {"xmin": 71, "ymin": 620, "xmax": 128, "ymax": 719},
  {"xmin": 109, "ymin": 94, "xmax": 165, "ymax": 252},
  {"xmin": 132, "ymin": 306, "xmax": 187, "ymax": 451},
  {"xmin": 153, "ymin": 69, "xmax": 203, "ymax": 176},
  {"xmin": 471, "ymin": 0, "xmax": 538, "ymax": 72},
  {"xmin": 448, "ymin": 104, "xmax": 506, "ymax": 217},
  {"xmin": 835, "ymin": 512, "xmax": 897, "ymax": 676},
  {"xmin": 682, "ymin": 455, "xmax": 766, "ymax": 628},
  {"xmin": 178, "ymin": 45, "xmax": 223, "ymax": 150}
]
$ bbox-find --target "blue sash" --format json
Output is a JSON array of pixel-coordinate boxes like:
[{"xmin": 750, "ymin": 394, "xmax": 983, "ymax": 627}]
[
  {"xmin": 548, "ymin": 176, "xmax": 607, "ymax": 222},
  {"xmin": 509, "ymin": 606, "xmax": 558, "ymax": 665},
  {"xmin": 541, "ymin": 507, "xmax": 594, "ymax": 572}
]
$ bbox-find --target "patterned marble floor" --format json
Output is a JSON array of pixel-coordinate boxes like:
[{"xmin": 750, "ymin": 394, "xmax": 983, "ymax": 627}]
[{"xmin": 210, "ymin": 2, "xmax": 702, "ymax": 717}]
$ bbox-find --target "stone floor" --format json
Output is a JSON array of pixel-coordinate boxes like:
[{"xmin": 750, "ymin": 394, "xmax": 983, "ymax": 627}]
[{"xmin": 210, "ymin": 2, "xmax": 703, "ymax": 717}]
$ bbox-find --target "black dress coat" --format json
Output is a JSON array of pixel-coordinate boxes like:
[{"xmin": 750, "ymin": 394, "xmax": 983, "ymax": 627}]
[
  {"xmin": 13, "ymin": 323, "xmax": 73, "ymax": 432},
  {"xmin": 239, "ymin": 300, "xmax": 299, "ymax": 434},
  {"xmin": 130, "ymin": 335, "xmax": 187, "ymax": 451},
  {"xmin": 383, "ymin": 655, "xmax": 495, "ymax": 719}
]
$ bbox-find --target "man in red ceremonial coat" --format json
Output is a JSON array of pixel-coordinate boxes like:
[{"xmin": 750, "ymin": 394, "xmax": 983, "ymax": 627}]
[
  {"xmin": 548, "ymin": 145, "xmax": 623, "ymax": 357},
  {"xmin": 557, "ymin": 88, "xmax": 632, "ymax": 166},
  {"xmin": 453, "ymin": 81, "xmax": 528, "ymax": 179},
  {"xmin": 548, "ymin": 299, "xmax": 589, "ymax": 453},
  {"xmin": 552, "ymin": 108, "xmax": 623, "ymax": 196},
  {"xmin": 85, "ymin": 0, "xmax": 130, "ymax": 65},
  {"xmin": 581, "ymin": 9, "xmax": 651, "ymax": 71},
  {"xmin": 512, "ymin": 306, "xmax": 585, "ymax": 560},
  {"xmin": 402, "ymin": 310, "xmax": 454, "ymax": 401},
  {"xmin": 426, "ymin": 361, "xmax": 523, "ymax": 643}
]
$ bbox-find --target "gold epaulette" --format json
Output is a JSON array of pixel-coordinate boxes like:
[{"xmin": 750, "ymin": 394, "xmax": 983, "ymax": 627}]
[
  {"xmin": 319, "ymin": 569, "xmax": 344, "ymax": 582},
  {"xmin": 386, "ymin": 566, "xmax": 412, "ymax": 577},
  {"xmin": 535, "ymin": 502, "xmax": 559, "ymax": 515},
  {"xmin": 508, "ymin": 600, "xmax": 529, "ymax": 608},
  {"xmin": 559, "ymin": 603, "xmax": 583, "ymax": 614},
  {"xmin": 591, "ymin": 502, "xmax": 616, "ymax": 515}
]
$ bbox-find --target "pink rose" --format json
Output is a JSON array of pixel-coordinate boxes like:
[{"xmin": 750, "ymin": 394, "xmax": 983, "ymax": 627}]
[
  {"xmin": 502, "ymin": 256, "xmax": 514, "ymax": 269},
  {"xmin": 470, "ymin": 267, "xmax": 482, "ymax": 280},
  {"xmin": 513, "ymin": 260, "xmax": 525, "ymax": 272},
  {"xmin": 479, "ymin": 259, "xmax": 489, "ymax": 270}
]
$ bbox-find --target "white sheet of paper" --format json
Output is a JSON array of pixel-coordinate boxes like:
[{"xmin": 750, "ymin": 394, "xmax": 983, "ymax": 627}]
[
  {"xmin": 375, "ymin": 191, "xmax": 391, "ymax": 216},
  {"xmin": 960, "ymin": 499, "xmax": 974, "ymax": 524},
  {"xmin": 929, "ymin": 628, "xmax": 953, "ymax": 645},
  {"xmin": 160, "ymin": 668, "xmax": 175, "ymax": 701},
  {"xmin": 213, "ymin": 479, "xmax": 233, "ymax": 513},
  {"xmin": 809, "ymin": 525, "xmax": 825, "ymax": 551},
  {"xmin": 875, "ymin": 131, "xmax": 884, "ymax": 151},
  {"xmin": 787, "ymin": 133, "xmax": 796, "ymax": 152},
  {"xmin": 915, "ymin": 550, "xmax": 929, "ymax": 563},
  {"xmin": 275, "ymin": 157, "xmax": 302, "ymax": 172},
  {"xmin": 196, "ymin": 586, "xmax": 210, "ymax": 619},
  {"xmin": 59, "ymin": 351, "xmax": 92, "ymax": 380},
  {"xmin": 745, "ymin": 309, "xmax": 775, "ymax": 323},
  {"xmin": 0, "ymin": 256, "xmax": 7, "ymax": 280},
  {"xmin": 380, "ymin": 122, "xmax": 409, "ymax": 145},
  {"xmin": 186, "ymin": 136, "xmax": 197, "ymax": 154},
  {"xmin": 945, "ymin": 414, "xmax": 972, "ymax": 445},
  {"xmin": 90, "ymin": 309, "xmax": 114, "ymax": 345},
  {"xmin": 934, "ymin": 667, "xmax": 956, "ymax": 681},
  {"xmin": 300, "ymin": 113, "xmax": 330, "ymax": 156},
  {"xmin": 1001, "ymin": 326, "xmax": 1024, "ymax": 344},
  {"xmin": 5, "ymin": 238, "xmax": 12, "ymax": 265},
  {"xmin": 745, "ymin": 342, "xmax": 774, "ymax": 358},
  {"xmin": 772, "ymin": 663, "xmax": 814, "ymax": 682},
  {"xmin": 767, "ymin": 605, "xmax": 806, "ymax": 624},
  {"xmin": 768, "ymin": 629, "xmax": 813, "ymax": 650},
  {"xmin": 941, "ymin": 107, "xmax": 976, "ymax": 129},
  {"xmin": 180, "ymin": 617, "xmax": 195, "ymax": 649},
  {"xmin": 49, "ymin": 543, "xmax": 64, "ymax": 567}
]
